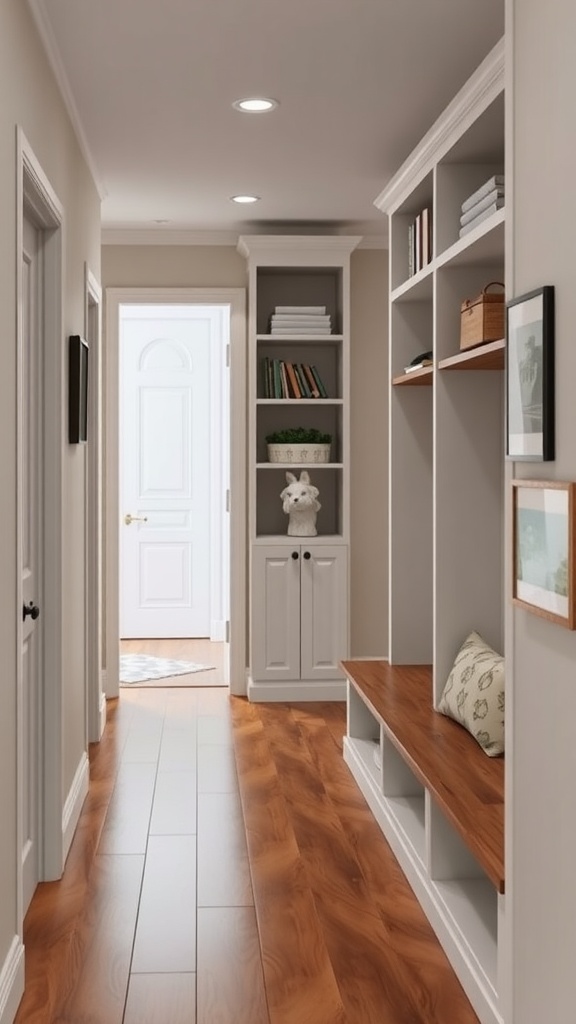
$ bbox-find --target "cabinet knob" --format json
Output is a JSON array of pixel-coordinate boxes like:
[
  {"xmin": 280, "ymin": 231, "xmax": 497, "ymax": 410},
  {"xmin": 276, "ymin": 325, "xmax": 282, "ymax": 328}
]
[
  {"xmin": 291, "ymin": 551, "xmax": 299, "ymax": 560},
  {"xmin": 303, "ymin": 551, "xmax": 311, "ymax": 560}
]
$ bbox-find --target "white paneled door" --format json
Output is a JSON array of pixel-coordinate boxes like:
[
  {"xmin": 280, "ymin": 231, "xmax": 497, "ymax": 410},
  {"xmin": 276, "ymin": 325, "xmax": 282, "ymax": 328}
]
[
  {"xmin": 120, "ymin": 307, "xmax": 215, "ymax": 638},
  {"xmin": 21, "ymin": 214, "xmax": 41, "ymax": 912}
]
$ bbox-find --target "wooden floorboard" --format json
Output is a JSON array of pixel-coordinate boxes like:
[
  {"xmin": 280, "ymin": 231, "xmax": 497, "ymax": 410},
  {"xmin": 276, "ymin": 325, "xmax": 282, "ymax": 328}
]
[
  {"xmin": 233, "ymin": 698, "xmax": 480, "ymax": 1024},
  {"xmin": 15, "ymin": 682, "xmax": 480, "ymax": 1024}
]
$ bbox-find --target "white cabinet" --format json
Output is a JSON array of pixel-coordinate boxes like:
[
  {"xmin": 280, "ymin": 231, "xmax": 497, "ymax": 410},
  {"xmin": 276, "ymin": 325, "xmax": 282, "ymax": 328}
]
[
  {"xmin": 238, "ymin": 235, "xmax": 359, "ymax": 701},
  {"xmin": 251, "ymin": 544, "xmax": 347, "ymax": 697}
]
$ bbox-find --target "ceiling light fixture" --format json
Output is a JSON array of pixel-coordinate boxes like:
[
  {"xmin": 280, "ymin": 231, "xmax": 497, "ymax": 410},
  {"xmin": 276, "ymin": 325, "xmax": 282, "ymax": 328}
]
[
  {"xmin": 230, "ymin": 194, "xmax": 260, "ymax": 204},
  {"xmin": 232, "ymin": 97, "xmax": 278, "ymax": 113}
]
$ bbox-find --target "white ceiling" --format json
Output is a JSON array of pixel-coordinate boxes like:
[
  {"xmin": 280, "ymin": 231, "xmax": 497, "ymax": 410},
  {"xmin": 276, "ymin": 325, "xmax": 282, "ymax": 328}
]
[{"xmin": 30, "ymin": 0, "xmax": 504, "ymax": 243}]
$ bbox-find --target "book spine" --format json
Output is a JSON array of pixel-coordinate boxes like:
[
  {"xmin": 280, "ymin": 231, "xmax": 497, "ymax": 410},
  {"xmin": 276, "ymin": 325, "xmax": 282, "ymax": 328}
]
[
  {"xmin": 461, "ymin": 175, "xmax": 505, "ymax": 213},
  {"xmin": 279, "ymin": 361, "xmax": 289, "ymax": 398},
  {"xmin": 285, "ymin": 362, "xmax": 301, "ymax": 399},
  {"xmin": 415, "ymin": 212, "xmax": 422, "ymax": 273},
  {"xmin": 310, "ymin": 365, "xmax": 328, "ymax": 399},
  {"xmin": 296, "ymin": 364, "xmax": 312, "ymax": 398},
  {"xmin": 422, "ymin": 208, "xmax": 430, "ymax": 266},
  {"xmin": 272, "ymin": 360, "xmax": 282, "ymax": 398},
  {"xmin": 302, "ymin": 364, "xmax": 320, "ymax": 398},
  {"xmin": 407, "ymin": 222, "xmax": 414, "ymax": 278}
]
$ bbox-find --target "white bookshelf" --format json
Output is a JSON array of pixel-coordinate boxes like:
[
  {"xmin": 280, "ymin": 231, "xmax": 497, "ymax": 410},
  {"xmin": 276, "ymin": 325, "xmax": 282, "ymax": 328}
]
[
  {"xmin": 345, "ymin": 37, "xmax": 506, "ymax": 1024},
  {"xmin": 238, "ymin": 236, "xmax": 360, "ymax": 701}
]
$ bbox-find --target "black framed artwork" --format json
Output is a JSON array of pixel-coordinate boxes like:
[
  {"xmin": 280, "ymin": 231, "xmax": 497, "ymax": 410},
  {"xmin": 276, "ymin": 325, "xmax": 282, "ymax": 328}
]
[
  {"xmin": 505, "ymin": 285, "xmax": 555, "ymax": 461},
  {"xmin": 68, "ymin": 334, "xmax": 89, "ymax": 443}
]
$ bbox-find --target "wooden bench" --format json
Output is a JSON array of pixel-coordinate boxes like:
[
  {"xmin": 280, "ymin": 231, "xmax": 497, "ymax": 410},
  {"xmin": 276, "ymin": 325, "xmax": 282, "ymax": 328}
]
[{"xmin": 342, "ymin": 660, "xmax": 504, "ymax": 893}]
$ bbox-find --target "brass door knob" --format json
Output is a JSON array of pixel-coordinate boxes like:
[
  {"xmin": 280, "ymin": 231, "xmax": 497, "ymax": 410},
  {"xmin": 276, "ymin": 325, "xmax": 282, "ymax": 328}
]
[{"xmin": 124, "ymin": 513, "xmax": 149, "ymax": 525}]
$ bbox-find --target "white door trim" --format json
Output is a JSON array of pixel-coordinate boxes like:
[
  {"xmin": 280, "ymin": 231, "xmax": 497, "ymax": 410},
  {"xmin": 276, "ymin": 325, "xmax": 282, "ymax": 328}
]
[
  {"xmin": 105, "ymin": 287, "xmax": 247, "ymax": 696},
  {"xmin": 84, "ymin": 265, "xmax": 106, "ymax": 741},
  {"xmin": 16, "ymin": 128, "xmax": 65, "ymax": 898}
]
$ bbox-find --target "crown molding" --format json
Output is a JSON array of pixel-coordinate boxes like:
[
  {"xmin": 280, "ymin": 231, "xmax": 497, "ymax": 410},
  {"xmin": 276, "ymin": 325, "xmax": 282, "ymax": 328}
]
[
  {"xmin": 101, "ymin": 228, "xmax": 388, "ymax": 250},
  {"xmin": 237, "ymin": 234, "xmax": 363, "ymax": 258},
  {"xmin": 374, "ymin": 36, "xmax": 504, "ymax": 214},
  {"xmin": 27, "ymin": 0, "xmax": 106, "ymax": 201}
]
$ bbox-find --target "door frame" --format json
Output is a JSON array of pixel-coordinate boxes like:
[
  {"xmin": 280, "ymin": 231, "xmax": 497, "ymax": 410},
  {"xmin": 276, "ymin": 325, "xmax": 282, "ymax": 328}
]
[
  {"xmin": 84, "ymin": 265, "xmax": 106, "ymax": 741},
  {"xmin": 105, "ymin": 287, "xmax": 247, "ymax": 697},
  {"xmin": 16, "ymin": 128, "xmax": 65, "ymax": 901}
]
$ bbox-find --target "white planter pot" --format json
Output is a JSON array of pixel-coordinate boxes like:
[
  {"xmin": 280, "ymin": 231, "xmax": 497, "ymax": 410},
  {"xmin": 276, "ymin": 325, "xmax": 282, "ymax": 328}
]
[{"xmin": 267, "ymin": 442, "xmax": 331, "ymax": 464}]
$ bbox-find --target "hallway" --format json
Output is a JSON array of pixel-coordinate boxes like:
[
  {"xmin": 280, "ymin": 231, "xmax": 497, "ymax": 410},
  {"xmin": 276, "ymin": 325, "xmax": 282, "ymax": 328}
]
[
  {"xmin": 15, "ymin": 689, "xmax": 479, "ymax": 1023},
  {"xmin": 15, "ymin": 686, "xmax": 266, "ymax": 1023}
]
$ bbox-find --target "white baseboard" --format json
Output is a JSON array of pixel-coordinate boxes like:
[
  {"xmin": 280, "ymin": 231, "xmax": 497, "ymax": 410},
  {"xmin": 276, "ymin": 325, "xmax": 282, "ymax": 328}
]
[
  {"xmin": 210, "ymin": 619, "xmax": 227, "ymax": 642},
  {"xmin": 247, "ymin": 678, "xmax": 346, "ymax": 702},
  {"xmin": 0, "ymin": 935, "xmax": 24, "ymax": 1024},
  {"xmin": 62, "ymin": 751, "xmax": 89, "ymax": 866}
]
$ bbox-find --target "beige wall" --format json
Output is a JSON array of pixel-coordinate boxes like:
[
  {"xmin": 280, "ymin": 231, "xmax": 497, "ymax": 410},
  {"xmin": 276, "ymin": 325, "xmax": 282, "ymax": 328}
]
[
  {"xmin": 506, "ymin": 2, "xmax": 576, "ymax": 1021},
  {"xmin": 350, "ymin": 249, "xmax": 389, "ymax": 655},
  {"xmin": 101, "ymin": 243, "xmax": 389, "ymax": 659},
  {"xmin": 0, "ymin": 0, "xmax": 100, "ymax": 1011},
  {"xmin": 101, "ymin": 244, "xmax": 246, "ymax": 289}
]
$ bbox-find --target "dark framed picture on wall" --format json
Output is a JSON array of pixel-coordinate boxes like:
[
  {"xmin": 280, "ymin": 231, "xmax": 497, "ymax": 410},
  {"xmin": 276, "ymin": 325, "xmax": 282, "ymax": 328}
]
[
  {"xmin": 506, "ymin": 285, "xmax": 555, "ymax": 461},
  {"xmin": 512, "ymin": 479, "xmax": 576, "ymax": 629},
  {"xmin": 68, "ymin": 334, "xmax": 89, "ymax": 443}
]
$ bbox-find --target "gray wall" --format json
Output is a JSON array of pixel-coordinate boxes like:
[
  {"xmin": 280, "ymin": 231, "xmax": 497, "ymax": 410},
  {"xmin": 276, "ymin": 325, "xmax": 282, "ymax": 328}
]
[
  {"xmin": 101, "ymin": 243, "xmax": 389, "ymax": 658},
  {"xmin": 0, "ymin": 0, "xmax": 100, "ymax": 1011},
  {"xmin": 506, "ymin": 1, "xmax": 576, "ymax": 1020}
]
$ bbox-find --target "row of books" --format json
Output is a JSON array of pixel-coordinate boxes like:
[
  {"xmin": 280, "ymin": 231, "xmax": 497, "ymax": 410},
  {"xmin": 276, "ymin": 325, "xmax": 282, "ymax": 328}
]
[
  {"xmin": 459, "ymin": 174, "xmax": 505, "ymax": 238},
  {"xmin": 408, "ymin": 206, "xmax": 432, "ymax": 277},
  {"xmin": 261, "ymin": 358, "xmax": 329, "ymax": 399},
  {"xmin": 269, "ymin": 305, "xmax": 332, "ymax": 335}
]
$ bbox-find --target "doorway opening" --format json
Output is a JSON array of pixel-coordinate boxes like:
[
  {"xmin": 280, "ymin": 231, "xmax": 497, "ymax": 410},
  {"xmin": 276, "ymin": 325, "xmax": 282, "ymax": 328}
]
[{"xmin": 105, "ymin": 288, "xmax": 246, "ymax": 699}]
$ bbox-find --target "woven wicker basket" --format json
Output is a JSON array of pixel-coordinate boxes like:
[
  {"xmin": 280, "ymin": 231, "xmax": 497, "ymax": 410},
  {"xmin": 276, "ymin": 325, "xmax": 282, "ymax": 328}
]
[{"xmin": 460, "ymin": 281, "xmax": 505, "ymax": 351}]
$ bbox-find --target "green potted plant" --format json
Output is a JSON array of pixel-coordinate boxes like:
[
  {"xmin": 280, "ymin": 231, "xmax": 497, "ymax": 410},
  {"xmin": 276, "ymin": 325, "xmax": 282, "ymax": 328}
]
[{"xmin": 265, "ymin": 427, "xmax": 332, "ymax": 464}]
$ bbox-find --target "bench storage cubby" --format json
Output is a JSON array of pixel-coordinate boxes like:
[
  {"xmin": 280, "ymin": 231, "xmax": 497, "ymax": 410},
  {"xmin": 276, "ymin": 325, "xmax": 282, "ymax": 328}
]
[{"xmin": 343, "ymin": 660, "xmax": 504, "ymax": 1024}]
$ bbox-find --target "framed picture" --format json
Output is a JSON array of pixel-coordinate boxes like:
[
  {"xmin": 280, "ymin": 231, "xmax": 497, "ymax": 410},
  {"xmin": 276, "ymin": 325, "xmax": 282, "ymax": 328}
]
[
  {"xmin": 68, "ymin": 334, "xmax": 89, "ymax": 443},
  {"xmin": 506, "ymin": 285, "xmax": 555, "ymax": 461},
  {"xmin": 512, "ymin": 480, "xmax": 576, "ymax": 628}
]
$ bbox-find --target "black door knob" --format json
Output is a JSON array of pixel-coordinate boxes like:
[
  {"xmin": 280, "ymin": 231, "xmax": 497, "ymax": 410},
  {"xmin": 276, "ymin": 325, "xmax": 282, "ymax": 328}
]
[
  {"xmin": 23, "ymin": 602, "xmax": 40, "ymax": 621},
  {"xmin": 291, "ymin": 551, "xmax": 299, "ymax": 560},
  {"xmin": 303, "ymin": 551, "xmax": 311, "ymax": 560}
]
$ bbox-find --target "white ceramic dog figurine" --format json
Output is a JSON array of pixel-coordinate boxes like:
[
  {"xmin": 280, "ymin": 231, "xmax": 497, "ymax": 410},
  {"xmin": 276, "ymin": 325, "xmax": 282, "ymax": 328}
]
[{"xmin": 280, "ymin": 470, "xmax": 321, "ymax": 537}]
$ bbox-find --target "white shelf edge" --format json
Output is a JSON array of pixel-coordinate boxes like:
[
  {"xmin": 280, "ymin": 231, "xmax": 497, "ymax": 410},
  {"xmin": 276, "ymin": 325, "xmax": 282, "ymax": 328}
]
[
  {"xmin": 252, "ymin": 534, "xmax": 346, "ymax": 546},
  {"xmin": 257, "ymin": 399, "xmax": 344, "ymax": 406},
  {"xmin": 256, "ymin": 462, "xmax": 343, "ymax": 469},
  {"xmin": 257, "ymin": 334, "xmax": 343, "ymax": 342}
]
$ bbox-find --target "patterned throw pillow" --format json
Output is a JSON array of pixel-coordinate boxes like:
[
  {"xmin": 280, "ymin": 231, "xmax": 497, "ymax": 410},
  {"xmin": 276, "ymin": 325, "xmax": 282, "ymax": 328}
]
[{"xmin": 438, "ymin": 631, "xmax": 505, "ymax": 757}]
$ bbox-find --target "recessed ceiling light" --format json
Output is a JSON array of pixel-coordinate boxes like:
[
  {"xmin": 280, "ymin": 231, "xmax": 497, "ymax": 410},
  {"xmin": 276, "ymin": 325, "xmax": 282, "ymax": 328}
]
[
  {"xmin": 232, "ymin": 97, "xmax": 278, "ymax": 113},
  {"xmin": 230, "ymin": 194, "xmax": 260, "ymax": 204}
]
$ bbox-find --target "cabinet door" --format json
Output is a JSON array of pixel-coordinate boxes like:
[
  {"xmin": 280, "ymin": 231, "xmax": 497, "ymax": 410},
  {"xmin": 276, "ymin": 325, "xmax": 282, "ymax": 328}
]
[
  {"xmin": 300, "ymin": 545, "xmax": 348, "ymax": 681},
  {"xmin": 251, "ymin": 545, "xmax": 301, "ymax": 681}
]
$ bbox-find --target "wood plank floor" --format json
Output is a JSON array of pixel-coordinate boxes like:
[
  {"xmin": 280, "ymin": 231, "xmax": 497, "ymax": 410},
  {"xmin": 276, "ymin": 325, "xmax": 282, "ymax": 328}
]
[{"xmin": 14, "ymin": 690, "xmax": 479, "ymax": 1024}]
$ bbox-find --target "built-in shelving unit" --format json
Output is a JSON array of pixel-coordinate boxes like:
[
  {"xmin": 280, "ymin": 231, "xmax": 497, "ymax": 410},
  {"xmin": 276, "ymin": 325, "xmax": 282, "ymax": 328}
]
[
  {"xmin": 344, "ymin": 37, "xmax": 506, "ymax": 1024},
  {"xmin": 238, "ymin": 235, "xmax": 360, "ymax": 702}
]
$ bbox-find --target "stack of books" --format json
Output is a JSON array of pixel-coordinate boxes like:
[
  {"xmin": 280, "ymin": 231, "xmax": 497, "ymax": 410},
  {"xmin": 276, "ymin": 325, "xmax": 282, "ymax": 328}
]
[
  {"xmin": 269, "ymin": 305, "xmax": 331, "ymax": 335},
  {"xmin": 261, "ymin": 358, "xmax": 328, "ymax": 399},
  {"xmin": 408, "ymin": 206, "xmax": 432, "ymax": 277},
  {"xmin": 459, "ymin": 175, "xmax": 505, "ymax": 238}
]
